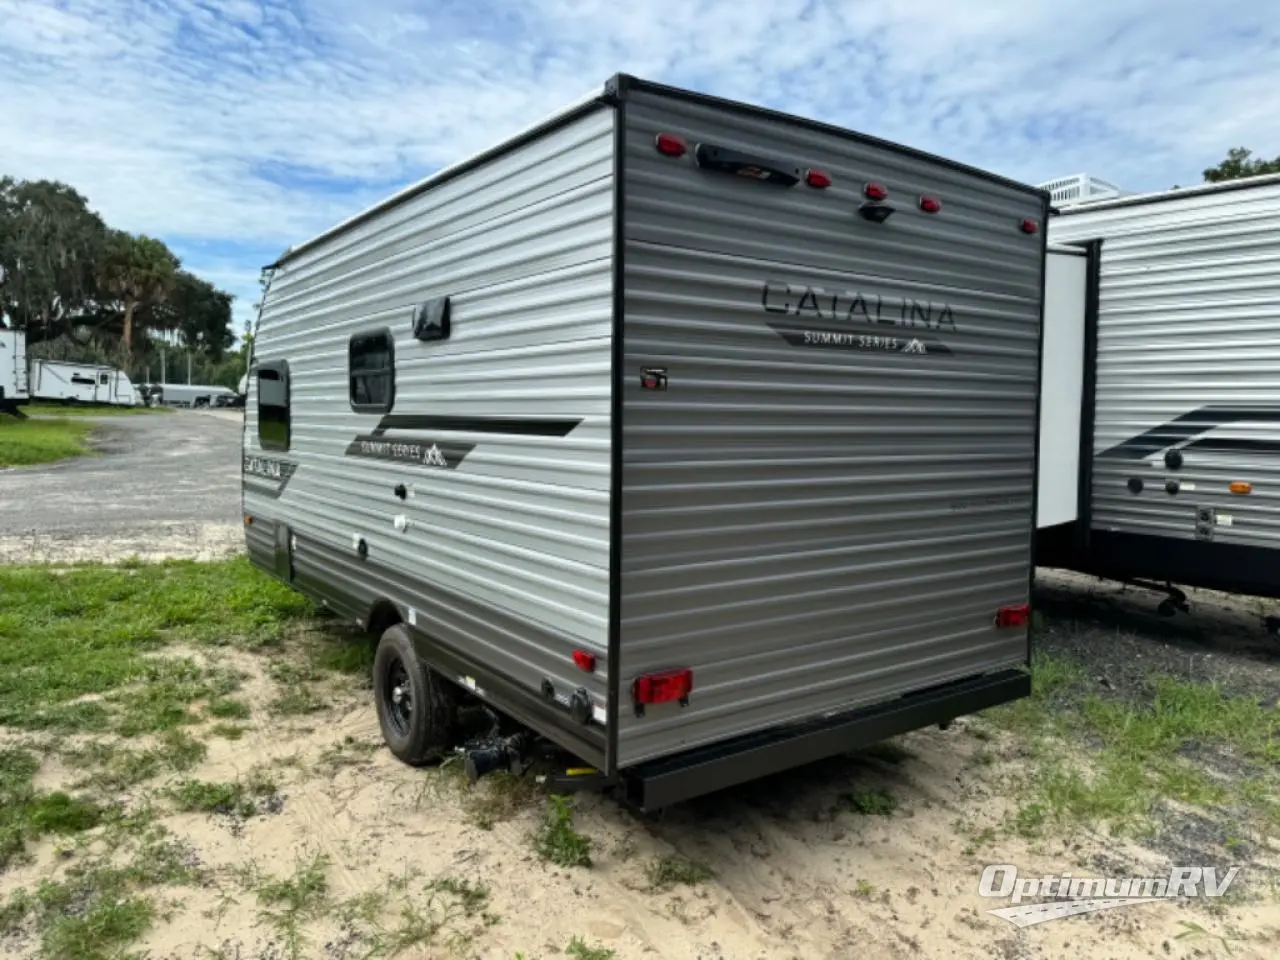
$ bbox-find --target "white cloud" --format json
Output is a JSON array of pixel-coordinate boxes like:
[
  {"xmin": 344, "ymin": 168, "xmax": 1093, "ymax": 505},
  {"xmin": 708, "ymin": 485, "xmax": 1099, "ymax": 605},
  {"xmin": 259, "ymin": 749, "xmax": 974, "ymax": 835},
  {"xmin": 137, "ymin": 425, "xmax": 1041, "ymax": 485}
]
[{"xmin": 2, "ymin": 0, "xmax": 1278, "ymax": 328}]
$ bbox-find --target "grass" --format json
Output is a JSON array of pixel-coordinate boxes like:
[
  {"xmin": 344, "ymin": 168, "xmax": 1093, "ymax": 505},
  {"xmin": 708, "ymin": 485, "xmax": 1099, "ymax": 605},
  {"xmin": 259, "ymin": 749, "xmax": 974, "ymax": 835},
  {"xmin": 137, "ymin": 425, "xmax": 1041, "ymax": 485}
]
[
  {"xmin": 839, "ymin": 788, "xmax": 898, "ymax": 815},
  {"xmin": 531, "ymin": 795, "xmax": 593, "ymax": 868},
  {"xmin": 0, "ymin": 557, "xmax": 313, "ymax": 734},
  {"xmin": 24, "ymin": 402, "xmax": 171, "ymax": 417},
  {"xmin": 251, "ymin": 852, "xmax": 331, "ymax": 960},
  {"xmin": 166, "ymin": 770, "xmax": 279, "ymax": 818},
  {"xmin": 0, "ymin": 416, "xmax": 94, "ymax": 467},
  {"xmin": 565, "ymin": 937, "xmax": 616, "ymax": 960},
  {"xmin": 0, "ymin": 745, "xmax": 103, "ymax": 869},
  {"xmin": 645, "ymin": 854, "xmax": 715, "ymax": 891},
  {"xmin": 67, "ymin": 731, "xmax": 209, "ymax": 794},
  {"xmin": 206, "ymin": 697, "xmax": 251, "ymax": 720},
  {"xmin": 0, "ymin": 825, "xmax": 206, "ymax": 960},
  {"xmin": 464, "ymin": 770, "xmax": 542, "ymax": 830},
  {"xmin": 988, "ymin": 652, "xmax": 1280, "ymax": 838}
]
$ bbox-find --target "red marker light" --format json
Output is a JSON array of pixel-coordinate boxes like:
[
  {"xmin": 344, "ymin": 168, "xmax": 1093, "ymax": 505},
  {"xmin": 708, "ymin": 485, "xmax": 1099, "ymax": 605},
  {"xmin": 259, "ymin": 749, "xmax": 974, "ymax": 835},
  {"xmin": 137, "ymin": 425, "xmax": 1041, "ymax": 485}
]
[
  {"xmin": 919, "ymin": 195, "xmax": 942, "ymax": 214},
  {"xmin": 654, "ymin": 132, "xmax": 687, "ymax": 158},
  {"xmin": 633, "ymin": 668, "xmax": 693, "ymax": 704},
  {"xmin": 995, "ymin": 604, "xmax": 1031, "ymax": 628},
  {"xmin": 1019, "ymin": 218, "xmax": 1039, "ymax": 235},
  {"xmin": 863, "ymin": 181, "xmax": 888, "ymax": 200},
  {"xmin": 572, "ymin": 650, "xmax": 596, "ymax": 672},
  {"xmin": 805, "ymin": 168, "xmax": 832, "ymax": 189}
]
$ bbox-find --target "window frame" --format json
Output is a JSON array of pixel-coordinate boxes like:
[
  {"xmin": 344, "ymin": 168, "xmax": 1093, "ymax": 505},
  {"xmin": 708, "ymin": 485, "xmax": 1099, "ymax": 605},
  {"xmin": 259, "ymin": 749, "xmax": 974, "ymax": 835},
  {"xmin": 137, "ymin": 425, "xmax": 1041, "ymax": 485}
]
[
  {"xmin": 256, "ymin": 359, "xmax": 291, "ymax": 452},
  {"xmin": 348, "ymin": 328, "xmax": 396, "ymax": 414}
]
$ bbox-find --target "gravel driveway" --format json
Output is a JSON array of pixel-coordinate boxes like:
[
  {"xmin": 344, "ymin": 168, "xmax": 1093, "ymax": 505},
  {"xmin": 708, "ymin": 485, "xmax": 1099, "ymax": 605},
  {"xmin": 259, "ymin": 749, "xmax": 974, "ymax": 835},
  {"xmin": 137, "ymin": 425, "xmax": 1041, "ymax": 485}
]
[{"xmin": 0, "ymin": 409, "xmax": 244, "ymax": 564}]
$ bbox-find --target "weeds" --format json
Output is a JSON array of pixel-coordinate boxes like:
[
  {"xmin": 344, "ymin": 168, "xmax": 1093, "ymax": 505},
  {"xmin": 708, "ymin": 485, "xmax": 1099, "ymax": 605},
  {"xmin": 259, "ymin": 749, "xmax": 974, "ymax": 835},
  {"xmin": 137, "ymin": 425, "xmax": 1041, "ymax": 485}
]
[
  {"xmin": 0, "ymin": 745, "xmax": 102, "ymax": 869},
  {"xmin": 247, "ymin": 851, "xmax": 331, "ymax": 960},
  {"xmin": 532, "ymin": 796, "xmax": 593, "ymax": 868},
  {"xmin": 464, "ymin": 771, "xmax": 542, "ymax": 830},
  {"xmin": 206, "ymin": 697, "xmax": 251, "ymax": 720},
  {"xmin": 645, "ymin": 854, "xmax": 715, "ymax": 891},
  {"xmin": 211, "ymin": 723, "xmax": 247, "ymax": 740},
  {"xmin": 0, "ymin": 826, "xmax": 204, "ymax": 960},
  {"xmin": 166, "ymin": 771, "xmax": 279, "ymax": 818},
  {"xmin": 565, "ymin": 936, "xmax": 615, "ymax": 959},
  {"xmin": 67, "ymin": 730, "xmax": 208, "ymax": 793},
  {"xmin": 839, "ymin": 788, "xmax": 898, "ymax": 816}
]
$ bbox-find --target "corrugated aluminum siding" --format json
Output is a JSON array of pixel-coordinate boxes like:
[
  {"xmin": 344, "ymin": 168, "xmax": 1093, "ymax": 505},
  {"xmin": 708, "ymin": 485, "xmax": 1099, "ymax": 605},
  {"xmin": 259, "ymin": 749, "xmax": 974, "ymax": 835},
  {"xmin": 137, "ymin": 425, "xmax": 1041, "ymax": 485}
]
[
  {"xmin": 244, "ymin": 105, "xmax": 616, "ymax": 729},
  {"xmin": 616, "ymin": 88, "xmax": 1045, "ymax": 767},
  {"xmin": 1050, "ymin": 181, "xmax": 1280, "ymax": 548}
]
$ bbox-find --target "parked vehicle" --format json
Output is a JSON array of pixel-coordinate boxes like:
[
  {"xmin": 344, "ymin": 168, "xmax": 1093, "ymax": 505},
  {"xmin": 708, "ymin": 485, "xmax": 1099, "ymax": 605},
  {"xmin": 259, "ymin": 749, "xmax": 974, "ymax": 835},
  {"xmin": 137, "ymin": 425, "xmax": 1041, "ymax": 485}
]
[
  {"xmin": 28, "ymin": 359, "xmax": 140, "ymax": 406},
  {"xmin": 148, "ymin": 383, "xmax": 235, "ymax": 408},
  {"xmin": 243, "ymin": 74, "xmax": 1049, "ymax": 807},
  {"xmin": 1036, "ymin": 173, "xmax": 1280, "ymax": 623},
  {"xmin": 0, "ymin": 329, "xmax": 29, "ymax": 417}
]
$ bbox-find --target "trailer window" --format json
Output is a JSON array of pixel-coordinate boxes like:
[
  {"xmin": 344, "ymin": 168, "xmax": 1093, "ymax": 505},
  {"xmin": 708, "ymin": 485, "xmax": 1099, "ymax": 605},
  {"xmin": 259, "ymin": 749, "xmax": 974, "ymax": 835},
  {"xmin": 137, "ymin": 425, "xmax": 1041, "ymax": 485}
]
[
  {"xmin": 349, "ymin": 330, "xmax": 395, "ymax": 414},
  {"xmin": 99, "ymin": 373, "xmax": 109, "ymax": 385},
  {"xmin": 257, "ymin": 360, "xmax": 291, "ymax": 451}
]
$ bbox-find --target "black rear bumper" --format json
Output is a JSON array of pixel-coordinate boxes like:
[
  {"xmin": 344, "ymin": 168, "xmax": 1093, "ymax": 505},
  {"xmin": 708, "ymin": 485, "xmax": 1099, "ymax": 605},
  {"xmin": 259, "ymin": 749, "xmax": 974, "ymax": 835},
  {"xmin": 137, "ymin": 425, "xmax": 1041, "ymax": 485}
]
[{"xmin": 619, "ymin": 667, "xmax": 1030, "ymax": 810}]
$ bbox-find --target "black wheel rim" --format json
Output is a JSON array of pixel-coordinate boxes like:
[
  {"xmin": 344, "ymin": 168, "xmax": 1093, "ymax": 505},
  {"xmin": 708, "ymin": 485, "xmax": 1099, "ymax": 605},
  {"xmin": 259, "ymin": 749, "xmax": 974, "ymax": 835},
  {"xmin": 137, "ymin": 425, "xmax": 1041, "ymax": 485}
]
[{"xmin": 384, "ymin": 657, "xmax": 412, "ymax": 737}]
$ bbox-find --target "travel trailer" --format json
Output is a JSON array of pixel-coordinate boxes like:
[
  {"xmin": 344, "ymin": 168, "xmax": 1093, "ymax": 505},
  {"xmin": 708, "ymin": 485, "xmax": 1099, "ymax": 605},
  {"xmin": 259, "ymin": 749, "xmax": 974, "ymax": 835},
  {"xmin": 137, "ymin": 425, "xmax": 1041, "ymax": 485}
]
[
  {"xmin": 0, "ymin": 329, "xmax": 28, "ymax": 415},
  {"xmin": 243, "ymin": 75, "xmax": 1050, "ymax": 807},
  {"xmin": 1036, "ymin": 174, "xmax": 1280, "ymax": 623},
  {"xmin": 28, "ymin": 359, "xmax": 140, "ymax": 407}
]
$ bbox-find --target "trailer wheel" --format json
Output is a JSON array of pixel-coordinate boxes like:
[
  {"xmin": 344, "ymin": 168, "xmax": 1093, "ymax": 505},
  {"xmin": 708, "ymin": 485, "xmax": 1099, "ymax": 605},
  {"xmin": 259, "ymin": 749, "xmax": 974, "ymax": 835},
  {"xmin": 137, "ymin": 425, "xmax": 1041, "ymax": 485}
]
[{"xmin": 373, "ymin": 624, "xmax": 458, "ymax": 765}]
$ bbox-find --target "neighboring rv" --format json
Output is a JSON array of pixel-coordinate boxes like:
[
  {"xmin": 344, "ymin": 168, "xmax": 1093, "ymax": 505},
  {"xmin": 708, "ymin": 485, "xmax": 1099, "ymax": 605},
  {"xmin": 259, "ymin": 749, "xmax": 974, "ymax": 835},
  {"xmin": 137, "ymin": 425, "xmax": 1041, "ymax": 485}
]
[
  {"xmin": 0, "ymin": 329, "xmax": 28, "ymax": 415},
  {"xmin": 28, "ymin": 359, "xmax": 140, "ymax": 407},
  {"xmin": 1036, "ymin": 174, "xmax": 1280, "ymax": 613},
  {"xmin": 148, "ymin": 383, "xmax": 235, "ymax": 408},
  {"xmin": 244, "ymin": 74, "xmax": 1049, "ymax": 807}
]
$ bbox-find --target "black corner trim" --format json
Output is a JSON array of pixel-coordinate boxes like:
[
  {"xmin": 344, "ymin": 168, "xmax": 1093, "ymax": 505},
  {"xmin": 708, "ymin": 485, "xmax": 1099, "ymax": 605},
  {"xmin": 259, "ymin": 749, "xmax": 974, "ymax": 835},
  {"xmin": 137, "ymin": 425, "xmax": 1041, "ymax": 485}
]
[
  {"xmin": 605, "ymin": 90, "xmax": 626, "ymax": 779},
  {"xmin": 368, "ymin": 414, "xmax": 583, "ymax": 438},
  {"xmin": 622, "ymin": 669, "xmax": 1030, "ymax": 810}
]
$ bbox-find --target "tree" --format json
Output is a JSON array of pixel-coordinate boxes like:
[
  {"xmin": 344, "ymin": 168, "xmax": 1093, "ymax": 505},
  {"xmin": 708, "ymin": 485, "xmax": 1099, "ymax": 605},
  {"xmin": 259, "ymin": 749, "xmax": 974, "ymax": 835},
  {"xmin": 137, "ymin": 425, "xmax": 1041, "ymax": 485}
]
[
  {"xmin": 1203, "ymin": 147, "xmax": 1280, "ymax": 183},
  {"xmin": 96, "ymin": 231, "xmax": 179, "ymax": 360},
  {"xmin": 141, "ymin": 270, "xmax": 234, "ymax": 361},
  {"xmin": 0, "ymin": 178, "xmax": 107, "ymax": 338}
]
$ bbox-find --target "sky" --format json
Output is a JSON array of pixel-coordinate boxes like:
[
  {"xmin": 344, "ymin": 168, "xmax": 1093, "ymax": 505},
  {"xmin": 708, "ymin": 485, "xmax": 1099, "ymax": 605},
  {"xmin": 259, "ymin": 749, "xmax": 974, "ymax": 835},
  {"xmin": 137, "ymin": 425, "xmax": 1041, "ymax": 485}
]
[{"xmin": 2, "ymin": 0, "xmax": 1278, "ymax": 330}]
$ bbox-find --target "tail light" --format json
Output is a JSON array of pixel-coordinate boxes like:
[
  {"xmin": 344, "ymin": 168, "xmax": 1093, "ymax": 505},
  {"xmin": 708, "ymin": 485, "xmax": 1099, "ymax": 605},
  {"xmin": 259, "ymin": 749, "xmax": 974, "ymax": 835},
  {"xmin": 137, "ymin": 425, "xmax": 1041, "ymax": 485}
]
[
  {"xmin": 1019, "ymin": 218, "xmax": 1039, "ymax": 235},
  {"xmin": 634, "ymin": 668, "xmax": 693, "ymax": 705},
  {"xmin": 805, "ymin": 168, "xmax": 832, "ymax": 189},
  {"xmin": 995, "ymin": 604, "xmax": 1031, "ymax": 628},
  {"xmin": 863, "ymin": 181, "xmax": 889, "ymax": 200},
  {"xmin": 572, "ymin": 650, "xmax": 596, "ymax": 672},
  {"xmin": 918, "ymin": 195, "xmax": 942, "ymax": 214},
  {"xmin": 654, "ymin": 133, "xmax": 687, "ymax": 158}
]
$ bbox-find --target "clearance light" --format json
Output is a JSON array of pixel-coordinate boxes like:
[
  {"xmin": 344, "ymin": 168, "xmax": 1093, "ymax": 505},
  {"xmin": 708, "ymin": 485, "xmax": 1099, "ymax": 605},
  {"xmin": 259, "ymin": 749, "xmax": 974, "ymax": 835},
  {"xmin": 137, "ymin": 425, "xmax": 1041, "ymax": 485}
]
[
  {"xmin": 919, "ymin": 195, "xmax": 942, "ymax": 214},
  {"xmin": 1230, "ymin": 481, "xmax": 1253, "ymax": 495},
  {"xmin": 572, "ymin": 650, "xmax": 597, "ymax": 672},
  {"xmin": 1019, "ymin": 218, "xmax": 1039, "ymax": 235},
  {"xmin": 805, "ymin": 168, "xmax": 832, "ymax": 189},
  {"xmin": 654, "ymin": 132, "xmax": 687, "ymax": 157},
  {"xmin": 634, "ymin": 668, "xmax": 693, "ymax": 705},
  {"xmin": 995, "ymin": 604, "xmax": 1031, "ymax": 628},
  {"xmin": 863, "ymin": 181, "xmax": 889, "ymax": 200}
]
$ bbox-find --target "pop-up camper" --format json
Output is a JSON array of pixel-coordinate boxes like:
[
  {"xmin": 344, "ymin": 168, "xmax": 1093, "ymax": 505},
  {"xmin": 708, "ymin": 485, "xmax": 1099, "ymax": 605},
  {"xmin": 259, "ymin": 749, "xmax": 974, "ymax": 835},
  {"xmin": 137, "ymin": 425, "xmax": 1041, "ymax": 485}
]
[{"xmin": 243, "ymin": 75, "xmax": 1049, "ymax": 807}]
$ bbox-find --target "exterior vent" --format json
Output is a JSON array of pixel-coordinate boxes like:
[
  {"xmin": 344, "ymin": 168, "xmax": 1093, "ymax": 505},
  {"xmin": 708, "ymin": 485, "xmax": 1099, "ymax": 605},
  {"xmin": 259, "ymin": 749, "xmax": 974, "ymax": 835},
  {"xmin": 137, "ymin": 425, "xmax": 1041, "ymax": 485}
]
[{"xmin": 1037, "ymin": 173, "xmax": 1125, "ymax": 207}]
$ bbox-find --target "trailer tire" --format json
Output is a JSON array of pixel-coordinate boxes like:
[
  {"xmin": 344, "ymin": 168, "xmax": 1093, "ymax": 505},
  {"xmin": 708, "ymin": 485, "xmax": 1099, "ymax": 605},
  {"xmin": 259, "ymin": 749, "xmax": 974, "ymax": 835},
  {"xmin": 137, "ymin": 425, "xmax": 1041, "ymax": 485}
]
[{"xmin": 373, "ymin": 624, "xmax": 458, "ymax": 766}]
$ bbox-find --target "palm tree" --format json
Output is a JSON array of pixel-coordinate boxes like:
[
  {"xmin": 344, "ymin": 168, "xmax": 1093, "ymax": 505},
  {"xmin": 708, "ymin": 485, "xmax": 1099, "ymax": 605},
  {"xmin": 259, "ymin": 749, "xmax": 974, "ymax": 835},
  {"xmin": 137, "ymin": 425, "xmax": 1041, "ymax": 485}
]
[{"xmin": 97, "ymin": 231, "xmax": 179, "ymax": 360}]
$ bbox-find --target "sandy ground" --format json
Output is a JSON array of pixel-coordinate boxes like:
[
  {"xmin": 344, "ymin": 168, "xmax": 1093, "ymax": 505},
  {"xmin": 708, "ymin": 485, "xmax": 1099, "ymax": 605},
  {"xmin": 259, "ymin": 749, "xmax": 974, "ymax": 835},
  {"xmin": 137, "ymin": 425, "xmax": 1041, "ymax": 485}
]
[
  {"xmin": 0, "ymin": 408, "xmax": 243, "ymax": 564},
  {"xmin": 2, "ymin": 576, "xmax": 1278, "ymax": 960}
]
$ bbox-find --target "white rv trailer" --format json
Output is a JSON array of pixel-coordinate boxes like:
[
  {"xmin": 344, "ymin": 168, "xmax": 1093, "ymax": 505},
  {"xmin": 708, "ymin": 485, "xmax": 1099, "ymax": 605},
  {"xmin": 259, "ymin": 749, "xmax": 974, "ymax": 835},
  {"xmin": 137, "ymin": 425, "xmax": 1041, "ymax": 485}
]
[
  {"xmin": 244, "ymin": 75, "xmax": 1050, "ymax": 807},
  {"xmin": 150, "ymin": 383, "xmax": 235, "ymax": 407},
  {"xmin": 28, "ymin": 359, "xmax": 141, "ymax": 407},
  {"xmin": 1036, "ymin": 173, "xmax": 1280, "ymax": 614},
  {"xmin": 0, "ymin": 329, "xmax": 29, "ymax": 415}
]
